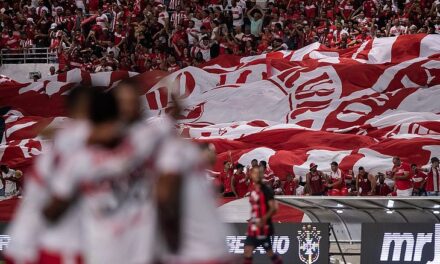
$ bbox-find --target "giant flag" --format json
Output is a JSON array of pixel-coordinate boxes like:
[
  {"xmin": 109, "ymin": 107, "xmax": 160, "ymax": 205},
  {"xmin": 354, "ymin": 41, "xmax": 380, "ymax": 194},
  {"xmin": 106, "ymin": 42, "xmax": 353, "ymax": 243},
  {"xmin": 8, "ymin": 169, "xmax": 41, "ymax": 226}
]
[{"xmin": 1, "ymin": 34, "xmax": 440, "ymax": 181}]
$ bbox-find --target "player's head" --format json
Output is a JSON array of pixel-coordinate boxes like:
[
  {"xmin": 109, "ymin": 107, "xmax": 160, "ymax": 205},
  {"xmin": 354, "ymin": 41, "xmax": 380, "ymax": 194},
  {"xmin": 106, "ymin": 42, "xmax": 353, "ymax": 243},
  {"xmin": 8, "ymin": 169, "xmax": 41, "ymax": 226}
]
[
  {"xmin": 199, "ymin": 142, "xmax": 216, "ymax": 167},
  {"xmin": 310, "ymin": 163, "xmax": 318, "ymax": 172},
  {"xmin": 113, "ymin": 79, "xmax": 142, "ymax": 124},
  {"xmin": 411, "ymin": 163, "xmax": 417, "ymax": 172},
  {"xmin": 259, "ymin": 160, "xmax": 267, "ymax": 170},
  {"xmin": 330, "ymin": 161, "xmax": 338, "ymax": 172},
  {"xmin": 66, "ymin": 85, "xmax": 93, "ymax": 120},
  {"xmin": 88, "ymin": 90, "xmax": 120, "ymax": 146},
  {"xmin": 236, "ymin": 163, "xmax": 244, "ymax": 173},
  {"xmin": 392, "ymin": 156, "xmax": 401, "ymax": 166},
  {"xmin": 251, "ymin": 159, "xmax": 258, "ymax": 167},
  {"xmin": 250, "ymin": 166, "xmax": 262, "ymax": 184},
  {"xmin": 358, "ymin": 166, "xmax": 365, "ymax": 175},
  {"xmin": 223, "ymin": 160, "xmax": 231, "ymax": 170},
  {"xmin": 0, "ymin": 164, "xmax": 8, "ymax": 173},
  {"xmin": 431, "ymin": 157, "xmax": 439, "ymax": 168}
]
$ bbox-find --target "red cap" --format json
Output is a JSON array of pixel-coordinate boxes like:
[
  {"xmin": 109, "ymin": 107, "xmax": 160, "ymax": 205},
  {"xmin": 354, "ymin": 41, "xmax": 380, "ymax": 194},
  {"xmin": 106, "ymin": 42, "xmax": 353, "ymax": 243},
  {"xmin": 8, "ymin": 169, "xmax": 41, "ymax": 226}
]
[{"xmin": 310, "ymin": 163, "xmax": 318, "ymax": 169}]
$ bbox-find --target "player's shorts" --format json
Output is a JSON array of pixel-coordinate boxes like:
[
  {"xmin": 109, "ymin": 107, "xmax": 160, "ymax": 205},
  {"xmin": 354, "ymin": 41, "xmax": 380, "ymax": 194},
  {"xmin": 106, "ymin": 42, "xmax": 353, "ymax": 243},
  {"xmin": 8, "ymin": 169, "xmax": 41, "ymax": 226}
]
[{"xmin": 244, "ymin": 236, "xmax": 272, "ymax": 251}]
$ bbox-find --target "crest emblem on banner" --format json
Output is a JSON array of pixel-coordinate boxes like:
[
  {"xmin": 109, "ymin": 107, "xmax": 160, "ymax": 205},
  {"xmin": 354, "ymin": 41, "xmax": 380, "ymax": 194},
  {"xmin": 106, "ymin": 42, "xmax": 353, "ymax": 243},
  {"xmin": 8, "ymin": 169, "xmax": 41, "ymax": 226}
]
[{"xmin": 297, "ymin": 224, "xmax": 322, "ymax": 264}]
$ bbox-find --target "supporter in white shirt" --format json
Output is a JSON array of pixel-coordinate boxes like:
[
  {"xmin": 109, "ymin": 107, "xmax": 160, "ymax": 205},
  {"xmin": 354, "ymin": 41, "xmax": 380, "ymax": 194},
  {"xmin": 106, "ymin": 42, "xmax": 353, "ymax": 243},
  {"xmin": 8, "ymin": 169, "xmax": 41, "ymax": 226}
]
[
  {"xmin": 0, "ymin": 165, "xmax": 22, "ymax": 198},
  {"xmin": 186, "ymin": 20, "xmax": 199, "ymax": 46},
  {"xmin": 96, "ymin": 12, "xmax": 109, "ymax": 29},
  {"xmin": 230, "ymin": 0, "xmax": 244, "ymax": 28},
  {"xmin": 157, "ymin": 4, "xmax": 169, "ymax": 26},
  {"xmin": 389, "ymin": 19, "xmax": 404, "ymax": 36}
]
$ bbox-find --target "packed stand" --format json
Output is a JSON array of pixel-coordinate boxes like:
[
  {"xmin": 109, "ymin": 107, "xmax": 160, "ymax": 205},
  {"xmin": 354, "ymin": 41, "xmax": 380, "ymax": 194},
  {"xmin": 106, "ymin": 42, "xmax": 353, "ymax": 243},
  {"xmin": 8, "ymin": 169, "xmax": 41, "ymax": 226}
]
[
  {"xmin": 212, "ymin": 155, "xmax": 440, "ymax": 197},
  {"xmin": 0, "ymin": 0, "xmax": 439, "ymax": 73}
]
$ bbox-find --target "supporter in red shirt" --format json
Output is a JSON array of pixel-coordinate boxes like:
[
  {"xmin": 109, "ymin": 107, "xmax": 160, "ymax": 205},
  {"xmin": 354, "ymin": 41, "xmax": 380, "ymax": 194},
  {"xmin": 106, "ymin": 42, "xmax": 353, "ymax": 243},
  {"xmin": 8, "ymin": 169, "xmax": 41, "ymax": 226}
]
[
  {"xmin": 411, "ymin": 164, "xmax": 427, "ymax": 196},
  {"xmin": 376, "ymin": 173, "xmax": 392, "ymax": 196},
  {"xmin": 306, "ymin": 163, "xmax": 325, "ymax": 195},
  {"xmin": 220, "ymin": 160, "xmax": 234, "ymax": 197},
  {"xmin": 340, "ymin": 0, "xmax": 354, "ymax": 20},
  {"xmin": 304, "ymin": 0, "xmax": 317, "ymax": 19},
  {"xmin": 232, "ymin": 163, "xmax": 249, "ymax": 198},
  {"xmin": 4, "ymin": 30, "xmax": 20, "ymax": 50},
  {"xmin": 356, "ymin": 167, "xmax": 375, "ymax": 196},
  {"xmin": 392, "ymin": 156, "xmax": 412, "ymax": 196},
  {"xmin": 362, "ymin": 0, "xmax": 376, "ymax": 18},
  {"xmin": 283, "ymin": 174, "xmax": 298, "ymax": 195}
]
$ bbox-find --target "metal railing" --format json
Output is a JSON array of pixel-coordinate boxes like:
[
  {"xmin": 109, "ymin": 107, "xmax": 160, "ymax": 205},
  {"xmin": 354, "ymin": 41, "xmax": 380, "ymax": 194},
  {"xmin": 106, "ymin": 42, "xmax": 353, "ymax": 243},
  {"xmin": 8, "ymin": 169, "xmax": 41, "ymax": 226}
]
[{"xmin": 0, "ymin": 48, "xmax": 58, "ymax": 64}]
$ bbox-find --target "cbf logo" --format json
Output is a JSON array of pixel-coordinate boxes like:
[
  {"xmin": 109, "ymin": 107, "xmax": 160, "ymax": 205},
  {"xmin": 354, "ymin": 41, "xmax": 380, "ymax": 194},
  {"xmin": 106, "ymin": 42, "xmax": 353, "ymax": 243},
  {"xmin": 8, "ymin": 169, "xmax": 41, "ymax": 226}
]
[{"xmin": 297, "ymin": 225, "xmax": 322, "ymax": 264}]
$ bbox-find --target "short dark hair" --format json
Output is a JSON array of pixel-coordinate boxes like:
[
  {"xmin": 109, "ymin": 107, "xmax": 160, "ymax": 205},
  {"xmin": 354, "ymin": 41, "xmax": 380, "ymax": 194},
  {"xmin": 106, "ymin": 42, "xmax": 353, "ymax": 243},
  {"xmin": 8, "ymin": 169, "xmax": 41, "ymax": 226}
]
[
  {"xmin": 359, "ymin": 166, "xmax": 365, "ymax": 171},
  {"xmin": 89, "ymin": 90, "xmax": 119, "ymax": 124},
  {"xmin": 331, "ymin": 161, "xmax": 338, "ymax": 166},
  {"xmin": 432, "ymin": 157, "xmax": 439, "ymax": 163},
  {"xmin": 260, "ymin": 160, "xmax": 267, "ymax": 168},
  {"xmin": 66, "ymin": 85, "xmax": 92, "ymax": 113},
  {"xmin": 411, "ymin": 163, "xmax": 417, "ymax": 167},
  {"xmin": 0, "ymin": 164, "xmax": 8, "ymax": 172},
  {"xmin": 236, "ymin": 163, "xmax": 244, "ymax": 169},
  {"xmin": 251, "ymin": 159, "xmax": 258, "ymax": 163}
]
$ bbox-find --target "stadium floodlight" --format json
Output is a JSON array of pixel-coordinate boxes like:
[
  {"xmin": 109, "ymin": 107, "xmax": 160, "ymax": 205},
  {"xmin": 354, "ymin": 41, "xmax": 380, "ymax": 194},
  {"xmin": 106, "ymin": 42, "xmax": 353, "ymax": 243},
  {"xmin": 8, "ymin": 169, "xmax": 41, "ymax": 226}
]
[
  {"xmin": 386, "ymin": 210, "xmax": 393, "ymax": 214},
  {"xmin": 336, "ymin": 203, "xmax": 343, "ymax": 208},
  {"xmin": 387, "ymin": 200, "xmax": 394, "ymax": 208},
  {"xmin": 433, "ymin": 205, "xmax": 440, "ymax": 209},
  {"xmin": 433, "ymin": 211, "xmax": 440, "ymax": 215}
]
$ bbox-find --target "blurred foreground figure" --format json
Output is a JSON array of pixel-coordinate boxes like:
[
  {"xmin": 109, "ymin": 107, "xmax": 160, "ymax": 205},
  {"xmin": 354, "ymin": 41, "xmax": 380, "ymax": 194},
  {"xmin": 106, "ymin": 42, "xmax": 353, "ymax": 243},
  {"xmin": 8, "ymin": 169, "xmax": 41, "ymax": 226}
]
[
  {"xmin": 6, "ymin": 83, "xmax": 230, "ymax": 264},
  {"xmin": 243, "ymin": 167, "xmax": 282, "ymax": 264},
  {"xmin": 113, "ymin": 79, "xmax": 231, "ymax": 264},
  {"xmin": 5, "ymin": 86, "xmax": 92, "ymax": 264}
]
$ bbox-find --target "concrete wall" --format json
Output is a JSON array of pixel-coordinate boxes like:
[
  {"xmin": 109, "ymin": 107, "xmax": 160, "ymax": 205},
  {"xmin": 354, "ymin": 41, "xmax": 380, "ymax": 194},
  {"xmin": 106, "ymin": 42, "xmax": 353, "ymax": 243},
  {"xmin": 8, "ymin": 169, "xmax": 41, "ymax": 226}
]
[{"xmin": 0, "ymin": 63, "xmax": 57, "ymax": 83}]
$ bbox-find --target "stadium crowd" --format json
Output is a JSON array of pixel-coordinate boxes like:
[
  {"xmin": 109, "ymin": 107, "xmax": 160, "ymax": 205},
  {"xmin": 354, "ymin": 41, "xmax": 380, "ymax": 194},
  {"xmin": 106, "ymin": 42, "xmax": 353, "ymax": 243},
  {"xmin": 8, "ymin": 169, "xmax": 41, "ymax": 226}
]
[
  {"xmin": 214, "ymin": 155, "xmax": 440, "ymax": 197},
  {"xmin": 0, "ymin": 0, "xmax": 439, "ymax": 73}
]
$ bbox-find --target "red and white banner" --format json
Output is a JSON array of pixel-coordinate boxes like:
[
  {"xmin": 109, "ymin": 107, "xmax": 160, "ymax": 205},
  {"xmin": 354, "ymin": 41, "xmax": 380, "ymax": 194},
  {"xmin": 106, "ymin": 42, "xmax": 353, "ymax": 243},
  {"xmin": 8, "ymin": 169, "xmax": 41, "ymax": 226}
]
[{"xmin": 1, "ymin": 34, "xmax": 440, "ymax": 181}]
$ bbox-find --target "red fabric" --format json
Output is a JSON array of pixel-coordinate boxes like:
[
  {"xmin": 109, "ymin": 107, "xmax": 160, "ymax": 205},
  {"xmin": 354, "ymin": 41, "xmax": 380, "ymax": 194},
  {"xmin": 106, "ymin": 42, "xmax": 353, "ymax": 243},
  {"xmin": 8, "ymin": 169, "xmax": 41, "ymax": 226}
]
[
  {"xmin": 37, "ymin": 250, "xmax": 83, "ymax": 264},
  {"xmin": 0, "ymin": 197, "xmax": 19, "ymax": 221}
]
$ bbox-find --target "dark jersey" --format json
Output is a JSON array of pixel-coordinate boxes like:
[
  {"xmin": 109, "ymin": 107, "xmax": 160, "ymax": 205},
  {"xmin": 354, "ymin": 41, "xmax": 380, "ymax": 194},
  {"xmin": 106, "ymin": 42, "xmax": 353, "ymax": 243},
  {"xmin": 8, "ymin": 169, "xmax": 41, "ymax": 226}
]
[
  {"xmin": 358, "ymin": 174, "xmax": 372, "ymax": 195},
  {"xmin": 247, "ymin": 183, "xmax": 275, "ymax": 238}
]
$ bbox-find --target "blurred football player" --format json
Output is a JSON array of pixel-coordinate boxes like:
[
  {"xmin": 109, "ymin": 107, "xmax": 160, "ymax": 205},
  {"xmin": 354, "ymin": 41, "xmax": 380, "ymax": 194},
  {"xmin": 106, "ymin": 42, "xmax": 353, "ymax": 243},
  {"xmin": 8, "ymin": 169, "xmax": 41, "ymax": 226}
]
[{"xmin": 5, "ymin": 86, "xmax": 92, "ymax": 264}]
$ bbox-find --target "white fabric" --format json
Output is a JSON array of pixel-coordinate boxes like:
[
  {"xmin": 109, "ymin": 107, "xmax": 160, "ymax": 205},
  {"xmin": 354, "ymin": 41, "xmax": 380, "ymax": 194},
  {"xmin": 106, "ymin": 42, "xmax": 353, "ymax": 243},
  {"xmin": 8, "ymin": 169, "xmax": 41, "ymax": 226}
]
[{"xmin": 396, "ymin": 187, "xmax": 413, "ymax": 196}]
